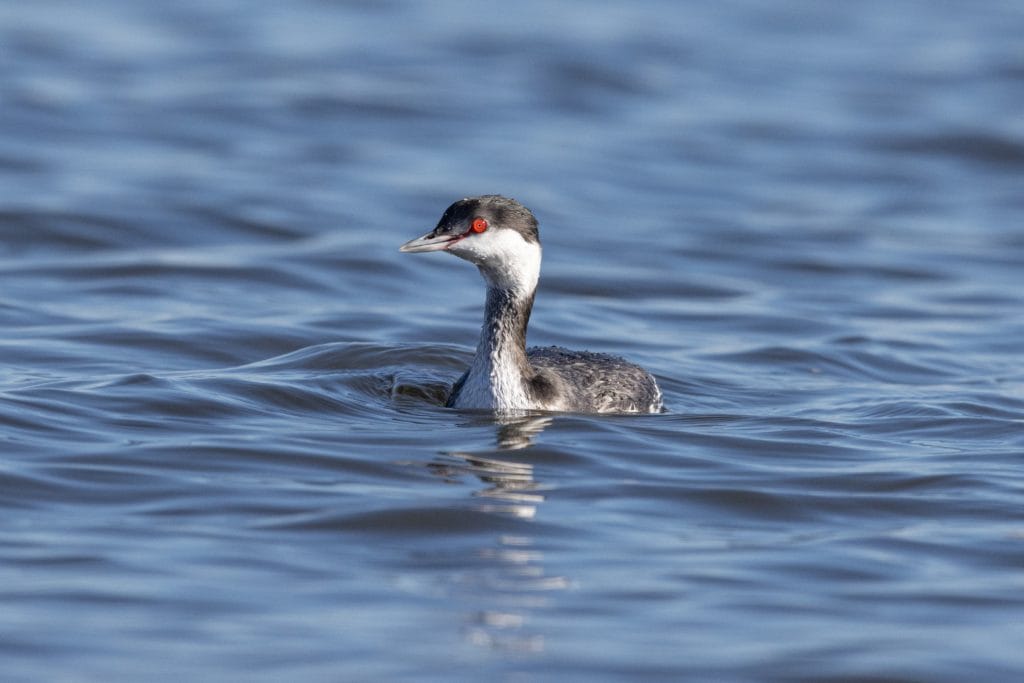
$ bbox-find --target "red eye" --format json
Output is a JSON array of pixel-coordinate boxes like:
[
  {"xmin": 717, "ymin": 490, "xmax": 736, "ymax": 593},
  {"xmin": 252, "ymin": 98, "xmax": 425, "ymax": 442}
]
[{"xmin": 471, "ymin": 217, "xmax": 488, "ymax": 233}]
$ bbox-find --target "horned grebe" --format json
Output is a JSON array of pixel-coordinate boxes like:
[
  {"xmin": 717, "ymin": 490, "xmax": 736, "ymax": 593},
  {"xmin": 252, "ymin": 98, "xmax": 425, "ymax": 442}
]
[{"xmin": 400, "ymin": 195, "xmax": 663, "ymax": 414}]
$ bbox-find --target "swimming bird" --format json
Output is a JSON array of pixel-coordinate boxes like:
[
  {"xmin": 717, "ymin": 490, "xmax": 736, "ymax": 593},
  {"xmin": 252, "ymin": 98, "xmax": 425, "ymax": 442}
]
[{"xmin": 400, "ymin": 195, "xmax": 662, "ymax": 414}]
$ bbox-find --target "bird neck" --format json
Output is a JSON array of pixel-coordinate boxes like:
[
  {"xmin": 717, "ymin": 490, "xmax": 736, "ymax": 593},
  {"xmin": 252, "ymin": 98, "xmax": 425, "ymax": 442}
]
[
  {"xmin": 480, "ymin": 286, "xmax": 534, "ymax": 366},
  {"xmin": 465, "ymin": 286, "xmax": 536, "ymax": 410},
  {"xmin": 455, "ymin": 240, "xmax": 542, "ymax": 412}
]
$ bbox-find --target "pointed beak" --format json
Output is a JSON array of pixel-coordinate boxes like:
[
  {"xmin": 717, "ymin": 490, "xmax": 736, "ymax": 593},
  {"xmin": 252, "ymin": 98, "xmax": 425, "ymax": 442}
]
[{"xmin": 399, "ymin": 231, "xmax": 463, "ymax": 253}]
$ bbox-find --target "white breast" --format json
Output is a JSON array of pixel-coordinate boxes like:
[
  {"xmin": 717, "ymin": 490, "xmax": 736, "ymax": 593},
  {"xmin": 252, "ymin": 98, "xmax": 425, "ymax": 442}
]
[{"xmin": 450, "ymin": 345, "xmax": 532, "ymax": 411}]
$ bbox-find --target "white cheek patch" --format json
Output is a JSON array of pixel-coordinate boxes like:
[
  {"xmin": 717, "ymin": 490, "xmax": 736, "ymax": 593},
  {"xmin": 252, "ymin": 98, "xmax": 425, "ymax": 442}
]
[{"xmin": 452, "ymin": 230, "xmax": 541, "ymax": 294}]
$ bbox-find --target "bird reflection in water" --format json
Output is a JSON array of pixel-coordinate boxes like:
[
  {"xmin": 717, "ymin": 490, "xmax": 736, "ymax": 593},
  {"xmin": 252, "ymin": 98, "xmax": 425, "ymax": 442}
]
[{"xmin": 426, "ymin": 414, "xmax": 567, "ymax": 653}]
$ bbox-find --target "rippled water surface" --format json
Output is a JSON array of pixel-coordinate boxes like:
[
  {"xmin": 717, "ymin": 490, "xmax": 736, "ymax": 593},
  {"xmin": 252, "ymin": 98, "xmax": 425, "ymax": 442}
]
[{"xmin": 2, "ymin": 1, "xmax": 1024, "ymax": 680}]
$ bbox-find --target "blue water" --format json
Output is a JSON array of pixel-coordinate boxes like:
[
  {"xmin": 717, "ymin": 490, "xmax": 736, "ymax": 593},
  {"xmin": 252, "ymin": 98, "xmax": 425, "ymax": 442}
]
[{"xmin": 2, "ymin": 1, "xmax": 1023, "ymax": 680}]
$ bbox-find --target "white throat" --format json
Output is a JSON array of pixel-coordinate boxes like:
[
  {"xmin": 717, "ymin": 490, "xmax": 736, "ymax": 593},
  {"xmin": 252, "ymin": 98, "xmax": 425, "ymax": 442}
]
[{"xmin": 454, "ymin": 229, "xmax": 541, "ymax": 296}]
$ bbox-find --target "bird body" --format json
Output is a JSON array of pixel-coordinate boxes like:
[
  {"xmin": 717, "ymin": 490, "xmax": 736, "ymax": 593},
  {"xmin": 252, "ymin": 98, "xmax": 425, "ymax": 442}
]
[{"xmin": 400, "ymin": 195, "xmax": 662, "ymax": 414}]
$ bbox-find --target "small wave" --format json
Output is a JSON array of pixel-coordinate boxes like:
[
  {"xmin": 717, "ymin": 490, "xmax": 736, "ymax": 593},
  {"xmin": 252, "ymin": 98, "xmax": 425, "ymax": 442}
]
[
  {"xmin": 876, "ymin": 130, "xmax": 1024, "ymax": 167},
  {"xmin": 262, "ymin": 505, "xmax": 548, "ymax": 535},
  {"xmin": 0, "ymin": 209, "xmax": 144, "ymax": 254},
  {"xmin": 708, "ymin": 344, "xmax": 958, "ymax": 384}
]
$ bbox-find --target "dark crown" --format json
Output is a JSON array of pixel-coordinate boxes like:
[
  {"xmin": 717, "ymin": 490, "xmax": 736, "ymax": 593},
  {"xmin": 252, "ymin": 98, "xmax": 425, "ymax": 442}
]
[{"xmin": 436, "ymin": 195, "xmax": 540, "ymax": 244}]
